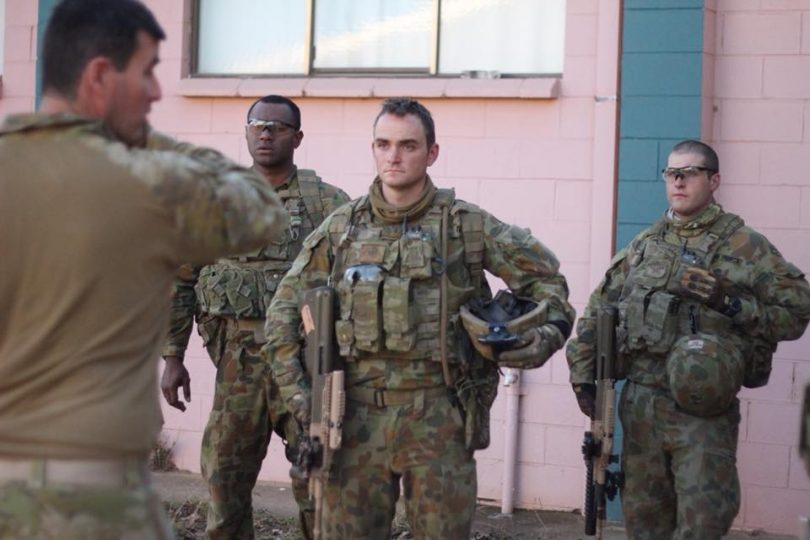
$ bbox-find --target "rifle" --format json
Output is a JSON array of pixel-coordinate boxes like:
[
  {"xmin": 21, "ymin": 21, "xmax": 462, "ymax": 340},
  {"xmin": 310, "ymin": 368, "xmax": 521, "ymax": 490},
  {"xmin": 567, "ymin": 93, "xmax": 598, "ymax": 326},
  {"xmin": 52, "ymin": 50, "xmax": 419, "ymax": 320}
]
[
  {"xmin": 582, "ymin": 305, "xmax": 622, "ymax": 538},
  {"xmin": 298, "ymin": 286, "xmax": 345, "ymax": 540}
]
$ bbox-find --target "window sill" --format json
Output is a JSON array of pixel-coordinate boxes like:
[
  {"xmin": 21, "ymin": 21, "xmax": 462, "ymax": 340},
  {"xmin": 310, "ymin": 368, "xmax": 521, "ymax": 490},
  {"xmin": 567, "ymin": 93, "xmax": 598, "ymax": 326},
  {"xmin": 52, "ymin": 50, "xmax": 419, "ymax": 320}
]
[{"xmin": 177, "ymin": 76, "xmax": 560, "ymax": 100}]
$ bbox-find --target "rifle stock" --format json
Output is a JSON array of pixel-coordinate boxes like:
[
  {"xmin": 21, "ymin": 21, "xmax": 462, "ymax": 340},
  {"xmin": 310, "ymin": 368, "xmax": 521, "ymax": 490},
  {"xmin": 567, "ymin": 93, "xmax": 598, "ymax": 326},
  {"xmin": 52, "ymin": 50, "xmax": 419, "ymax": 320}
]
[
  {"xmin": 582, "ymin": 305, "xmax": 620, "ymax": 539},
  {"xmin": 300, "ymin": 286, "xmax": 344, "ymax": 540}
]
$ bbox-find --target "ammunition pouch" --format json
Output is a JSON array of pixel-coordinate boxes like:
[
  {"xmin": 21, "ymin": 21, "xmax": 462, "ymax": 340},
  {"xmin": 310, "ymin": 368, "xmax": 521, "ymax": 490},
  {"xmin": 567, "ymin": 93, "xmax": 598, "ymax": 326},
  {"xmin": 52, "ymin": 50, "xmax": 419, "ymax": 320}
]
[{"xmin": 196, "ymin": 260, "xmax": 290, "ymax": 318}]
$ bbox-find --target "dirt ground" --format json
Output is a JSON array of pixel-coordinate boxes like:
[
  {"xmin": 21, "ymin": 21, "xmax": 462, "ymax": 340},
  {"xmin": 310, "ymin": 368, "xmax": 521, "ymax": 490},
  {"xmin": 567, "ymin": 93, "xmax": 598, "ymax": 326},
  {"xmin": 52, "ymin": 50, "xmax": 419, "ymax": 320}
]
[{"xmin": 153, "ymin": 471, "xmax": 794, "ymax": 540}]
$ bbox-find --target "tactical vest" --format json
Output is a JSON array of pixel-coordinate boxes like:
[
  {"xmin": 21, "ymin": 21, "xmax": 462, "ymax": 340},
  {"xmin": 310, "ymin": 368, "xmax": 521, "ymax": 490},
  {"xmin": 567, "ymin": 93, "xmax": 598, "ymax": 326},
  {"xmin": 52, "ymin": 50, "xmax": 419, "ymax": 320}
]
[
  {"xmin": 195, "ymin": 170, "xmax": 327, "ymax": 318},
  {"xmin": 326, "ymin": 189, "xmax": 485, "ymax": 364},
  {"xmin": 617, "ymin": 212, "xmax": 746, "ymax": 362}
]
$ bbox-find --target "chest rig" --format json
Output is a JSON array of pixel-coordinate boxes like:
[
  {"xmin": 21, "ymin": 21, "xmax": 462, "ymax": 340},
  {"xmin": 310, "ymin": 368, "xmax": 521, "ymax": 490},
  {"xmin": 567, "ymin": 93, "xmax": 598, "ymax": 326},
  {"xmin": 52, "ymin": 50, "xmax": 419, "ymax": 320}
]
[
  {"xmin": 195, "ymin": 170, "xmax": 327, "ymax": 318},
  {"xmin": 617, "ymin": 212, "xmax": 744, "ymax": 361},
  {"xmin": 326, "ymin": 189, "xmax": 485, "ymax": 363}
]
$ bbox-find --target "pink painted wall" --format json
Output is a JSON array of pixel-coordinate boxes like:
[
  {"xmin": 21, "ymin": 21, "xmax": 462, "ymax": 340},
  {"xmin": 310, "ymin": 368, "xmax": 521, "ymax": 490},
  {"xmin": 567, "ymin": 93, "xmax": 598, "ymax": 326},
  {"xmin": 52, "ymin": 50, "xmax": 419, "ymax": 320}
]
[
  {"xmin": 0, "ymin": 0, "xmax": 37, "ymax": 116},
  {"xmin": 706, "ymin": 1, "xmax": 810, "ymax": 534},
  {"xmin": 2, "ymin": 0, "xmax": 807, "ymax": 534}
]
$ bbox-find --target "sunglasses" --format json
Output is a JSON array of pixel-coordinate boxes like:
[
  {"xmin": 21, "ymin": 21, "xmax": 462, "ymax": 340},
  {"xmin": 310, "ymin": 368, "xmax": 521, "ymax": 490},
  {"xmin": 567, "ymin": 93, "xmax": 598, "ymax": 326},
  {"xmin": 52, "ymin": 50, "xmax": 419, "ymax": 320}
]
[
  {"xmin": 246, "ymin": 118, "xmax": 298, "ymax": 135},
  {"xmin": 661, "ymin": 166, "xmax": 716, "ymax": 182}
]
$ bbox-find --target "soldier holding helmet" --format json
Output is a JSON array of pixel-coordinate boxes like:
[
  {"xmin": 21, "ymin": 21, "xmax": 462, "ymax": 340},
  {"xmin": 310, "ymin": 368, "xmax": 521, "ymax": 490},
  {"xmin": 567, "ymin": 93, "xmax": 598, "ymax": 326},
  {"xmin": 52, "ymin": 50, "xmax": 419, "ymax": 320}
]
[{"xmin": 264, "ymin": 97, "xmax": 575, "ymax": 539}]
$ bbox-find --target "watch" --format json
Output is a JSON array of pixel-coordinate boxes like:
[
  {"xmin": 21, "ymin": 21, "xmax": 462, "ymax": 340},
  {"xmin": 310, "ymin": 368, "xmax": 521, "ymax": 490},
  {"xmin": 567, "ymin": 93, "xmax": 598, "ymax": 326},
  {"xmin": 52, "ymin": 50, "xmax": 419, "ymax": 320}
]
[{"xmin": 721, "ymin": 295, "xmax": 742, "ymax": 318}]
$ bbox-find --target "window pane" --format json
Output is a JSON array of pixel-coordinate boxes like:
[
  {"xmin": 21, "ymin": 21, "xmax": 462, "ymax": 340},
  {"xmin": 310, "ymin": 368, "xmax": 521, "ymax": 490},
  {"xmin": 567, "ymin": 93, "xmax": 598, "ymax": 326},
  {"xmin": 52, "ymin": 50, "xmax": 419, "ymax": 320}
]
[
  {"xmin": 313, "ymin": 0, "xmax": 432, "ymax": 71},
  {"xmin": 196, "ymin": 0, "xmax": 306, "ymax": 75},
  {"xmin": 439, "ymin": 0, "xmax": 565, "ymax": 75}
]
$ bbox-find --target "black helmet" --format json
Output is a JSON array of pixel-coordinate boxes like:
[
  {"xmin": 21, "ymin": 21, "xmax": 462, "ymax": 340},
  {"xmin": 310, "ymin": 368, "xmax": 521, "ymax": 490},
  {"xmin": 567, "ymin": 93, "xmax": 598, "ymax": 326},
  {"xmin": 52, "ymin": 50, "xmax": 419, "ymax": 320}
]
[{"xmin": 459, "ymin": 291, "xmax": 547, "ymax": 361}]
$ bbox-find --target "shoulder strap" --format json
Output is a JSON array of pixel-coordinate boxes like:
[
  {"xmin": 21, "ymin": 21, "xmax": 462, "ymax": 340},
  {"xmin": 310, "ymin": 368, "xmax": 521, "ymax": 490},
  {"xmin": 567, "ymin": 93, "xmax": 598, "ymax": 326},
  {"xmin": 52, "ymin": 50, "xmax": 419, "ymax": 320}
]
[
  {"xmin": 295, "ymin": 169, "xmax": 326, "ymax": 226},
  {"xmin": 449, "ymin": 196, "xmax": 485, "ymax": 290},
  {"xmin": 326, "ymin": 196, "xmax": 368, "ymax": 284},
  {"xmin": 695, "ymin": 212, "xmax": 745, "ymax": 260}
]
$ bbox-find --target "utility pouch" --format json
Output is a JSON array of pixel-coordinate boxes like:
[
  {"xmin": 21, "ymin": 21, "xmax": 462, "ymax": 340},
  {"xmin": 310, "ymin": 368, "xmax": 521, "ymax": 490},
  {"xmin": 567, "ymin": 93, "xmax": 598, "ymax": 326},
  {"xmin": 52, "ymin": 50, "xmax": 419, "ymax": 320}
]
[
  {"xmin": 743, "ymin": 337, "xmax": 775, "ymax": 388},
  {"xmin": 643, "ymin": 291, "xmax": 679, "ymax": 354},
  {"xmin": 455, "ymin": 333, "xmax": 500, "ymax": 451},
  {"xmin": 335, "ymin": 279, "xmax": 354, "ymax": 356},
  {"xmin": 223, "ymin": 273, "xmax": 256, "ymax": 318},
  {"xmin": 195, "ymin": 265, "xmax": 230, "ymax": 316},
  {"xmin": 352, "ymin": 278, "xmax": 383, "ymax": 352},
  {"xmin": 399, "ymin": 232, "xmax": 434, "ymax": 279},
  {"xmin": 260, "ymin": 270, "xmax": 283, "ymax": 313},
  {"xmin": 383, "ymin": 277, "xmax": 417, "ymax": 352},
  {"xmin": 620, "ymin": 288, "xmax": 647, "ymax": 352}
]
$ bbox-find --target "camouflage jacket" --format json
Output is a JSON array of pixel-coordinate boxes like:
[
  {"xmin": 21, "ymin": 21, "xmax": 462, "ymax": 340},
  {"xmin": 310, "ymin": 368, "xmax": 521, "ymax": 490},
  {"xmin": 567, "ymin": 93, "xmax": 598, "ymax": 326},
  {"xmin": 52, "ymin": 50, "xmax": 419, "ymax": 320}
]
[
  {"xmin": 265, "ymin": 187, "xmax": 575, "ymax": 407},
  {"xmin": 162, "ymin": 168, "xmax": 349, "ymax": 359},
  {"xmin": 566, "ymin": 203, "xmax": 810, "ymax": 390},
  {"xmin": 0, "ymin": 113, "xmax": 286, "ymax": 459}
]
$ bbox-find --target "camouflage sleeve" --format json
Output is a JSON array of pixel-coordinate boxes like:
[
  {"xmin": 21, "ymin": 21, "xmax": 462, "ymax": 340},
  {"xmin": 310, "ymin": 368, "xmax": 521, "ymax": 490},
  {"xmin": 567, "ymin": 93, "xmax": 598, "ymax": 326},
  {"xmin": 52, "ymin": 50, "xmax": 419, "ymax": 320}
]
[
  {"xmin": 730, "ymin": 231, "xmax": 810, "ymax": 342},
  {"xmin": 162, "ymin": 264, "xmax": 200, "ymax": 360},
  {"xmin": 319, "ymin": 181, "xmax": 351, "ymax": 216},
  {"xmin": 264, "ymin": 218, "xmax": 335, "ymax": 408},
  {"xmin": 565, "ymin": 245, "xmax": 632, "ymax": 384},
  {"xmin": 480, "ymin": 211, "xmax": 575, "ymax": 331},
  {"xmin": 121, "ymin": 130, "xmax": 288, "ymax": 265}
]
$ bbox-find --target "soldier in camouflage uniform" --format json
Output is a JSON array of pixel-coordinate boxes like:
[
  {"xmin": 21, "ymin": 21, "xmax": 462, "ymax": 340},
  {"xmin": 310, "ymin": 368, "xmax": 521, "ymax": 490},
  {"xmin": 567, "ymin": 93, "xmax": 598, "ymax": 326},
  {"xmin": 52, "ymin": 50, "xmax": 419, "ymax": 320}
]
[
  {"xmin": 0, "ymin": 1, "xmax": 287, "ymax": 539},
  {"xmin": 567, "ymin": 140, "xmax": 810, "ymax": 540},
  {"xmin": 264, "ymin": 98, "xmax": 576, "ymax": 539},
  {"xmin": 160, "ymin": 95, "xmax": 349, "ymax": 540}
]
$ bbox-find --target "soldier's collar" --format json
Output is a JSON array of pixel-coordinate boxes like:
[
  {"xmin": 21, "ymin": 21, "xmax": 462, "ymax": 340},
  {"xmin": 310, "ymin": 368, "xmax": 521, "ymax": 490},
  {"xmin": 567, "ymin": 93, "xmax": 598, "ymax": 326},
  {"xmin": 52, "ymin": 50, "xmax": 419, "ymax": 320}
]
[
  {"xmin": 0, "ymin": 112, "xmax": 102, "ymax": 137},
  {"xmin": 666, "ymin": 203, "xmax": 722, "ymax": 237},
  {"xmin": 270, "ymin": 166, "xmax": 298, "ymax": 194}
]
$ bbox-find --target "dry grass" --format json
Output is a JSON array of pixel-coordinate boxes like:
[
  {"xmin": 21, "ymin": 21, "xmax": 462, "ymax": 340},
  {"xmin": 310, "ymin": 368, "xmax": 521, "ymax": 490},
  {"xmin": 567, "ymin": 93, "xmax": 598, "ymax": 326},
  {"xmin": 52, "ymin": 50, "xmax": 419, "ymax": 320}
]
[
  {"xmin": 150, "ymin": 433, "xmax": 178, "ymax": 472},
  {"xmin": 164, "ymin": 498, "xmax": 303, "ymax": 540}
]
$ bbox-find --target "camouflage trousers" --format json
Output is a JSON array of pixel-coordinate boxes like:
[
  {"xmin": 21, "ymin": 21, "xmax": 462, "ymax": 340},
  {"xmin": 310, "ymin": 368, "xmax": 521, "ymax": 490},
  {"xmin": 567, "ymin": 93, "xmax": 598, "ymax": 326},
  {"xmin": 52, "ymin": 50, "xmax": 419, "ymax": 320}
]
[
  {"xmin": 0, "ymin": 462, "xmax": 173, "ymax": 539},
  {"xmin": 320, "ymin": 389, "xmax": 476, "ymax": 539},
  {"xmin": 198, "ymin": 316, "xmax": 312, "ymax": 540},
  {"xmin": 619, "ymin": 381, "xmax": 741, "ymax": 540}
]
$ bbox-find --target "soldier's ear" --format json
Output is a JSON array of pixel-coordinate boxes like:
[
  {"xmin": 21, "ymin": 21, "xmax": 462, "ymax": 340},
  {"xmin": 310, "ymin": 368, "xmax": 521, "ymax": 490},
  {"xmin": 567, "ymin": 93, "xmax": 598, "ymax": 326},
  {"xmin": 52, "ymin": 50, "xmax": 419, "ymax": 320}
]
[
  {"xmin": 427, "ymin": 143, "xmax": 439, "ymax": 166},
  {"xmin": 709, "ymin": 171, "xmax": 721, "ymax": 192},
  {"xmin": 75, "ymin": 56, "xmax": 116, "ymax": 117}
]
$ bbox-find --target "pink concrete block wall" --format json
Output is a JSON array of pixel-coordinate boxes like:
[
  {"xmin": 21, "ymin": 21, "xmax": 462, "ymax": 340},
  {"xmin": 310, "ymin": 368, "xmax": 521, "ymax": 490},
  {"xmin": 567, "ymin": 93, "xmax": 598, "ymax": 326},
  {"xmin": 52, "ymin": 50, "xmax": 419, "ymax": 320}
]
[
  {"xmin": 0, "ymin": 0, "xmax": 36, "ymax": 116},
  {"xmin": 3, "ymin": 0, "xmax": 807, "ymax": 534},
  {"xmin": 711, "ymin": 3, "xmax": 810, "ymax": 533}
]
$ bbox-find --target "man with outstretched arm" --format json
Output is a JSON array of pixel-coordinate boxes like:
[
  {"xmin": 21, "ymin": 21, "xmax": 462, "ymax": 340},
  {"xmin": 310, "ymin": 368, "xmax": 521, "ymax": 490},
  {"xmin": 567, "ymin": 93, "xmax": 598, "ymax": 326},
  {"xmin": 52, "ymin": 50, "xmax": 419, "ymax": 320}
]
[{"xmin": 0, "ymin": 1, "xmax": 286, "ymax": 538}]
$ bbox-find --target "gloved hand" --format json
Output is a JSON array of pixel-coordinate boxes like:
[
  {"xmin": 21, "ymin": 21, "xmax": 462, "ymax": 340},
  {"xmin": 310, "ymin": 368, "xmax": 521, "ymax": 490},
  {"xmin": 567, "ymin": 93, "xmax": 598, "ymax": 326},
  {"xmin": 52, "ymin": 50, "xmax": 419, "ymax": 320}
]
[
  {"xmin": 498, "ymin": 323, "xmax": 565, "ymax": 369},
  {"xmin": 676, "ymin": 266, "xmax": 726, "ymax": 311},
  {"xmin": 572, "ymin": 383, "xmax": 596, "ymax": 418}
]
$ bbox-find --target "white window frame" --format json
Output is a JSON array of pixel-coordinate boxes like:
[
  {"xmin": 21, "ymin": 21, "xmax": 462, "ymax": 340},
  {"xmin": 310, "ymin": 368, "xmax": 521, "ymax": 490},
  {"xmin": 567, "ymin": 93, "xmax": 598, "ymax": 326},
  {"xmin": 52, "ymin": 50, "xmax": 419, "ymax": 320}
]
[{"xmin": 190, "ymin": 0, "xmax": 565, "ymax": 79}]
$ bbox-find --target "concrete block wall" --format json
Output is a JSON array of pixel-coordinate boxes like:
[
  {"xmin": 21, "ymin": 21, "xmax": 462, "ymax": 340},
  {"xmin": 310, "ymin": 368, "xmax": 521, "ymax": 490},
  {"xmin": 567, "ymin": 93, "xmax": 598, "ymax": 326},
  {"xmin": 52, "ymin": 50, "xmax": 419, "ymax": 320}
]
[
  {"xmin": 0, "ymin": 0, "xmax": 37, "ymax": 116},
  {"xmin": 710, "ymin": 1, "xmax": 810, "ymax": 533}
]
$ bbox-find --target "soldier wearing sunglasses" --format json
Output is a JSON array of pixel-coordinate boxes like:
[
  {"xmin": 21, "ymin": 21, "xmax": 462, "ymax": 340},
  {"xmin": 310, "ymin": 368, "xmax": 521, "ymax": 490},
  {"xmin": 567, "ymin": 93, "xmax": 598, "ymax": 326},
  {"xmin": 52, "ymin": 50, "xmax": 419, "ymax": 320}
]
[
  {"xmin": 567, "ymin": 139, "xmax": 810, "ymax": 539},
  {"xmin": 160, "ymin": 95, "xmax": 349, "ymax": 540}
]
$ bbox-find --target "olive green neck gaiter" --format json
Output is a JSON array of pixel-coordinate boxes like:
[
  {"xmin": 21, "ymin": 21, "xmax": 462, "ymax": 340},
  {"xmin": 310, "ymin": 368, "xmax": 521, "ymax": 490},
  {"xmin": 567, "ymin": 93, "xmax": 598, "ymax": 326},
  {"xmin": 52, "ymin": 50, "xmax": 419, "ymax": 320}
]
[{"xmin": 368, "ymin": 176, "xmax": 438, "ymax": 224}]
